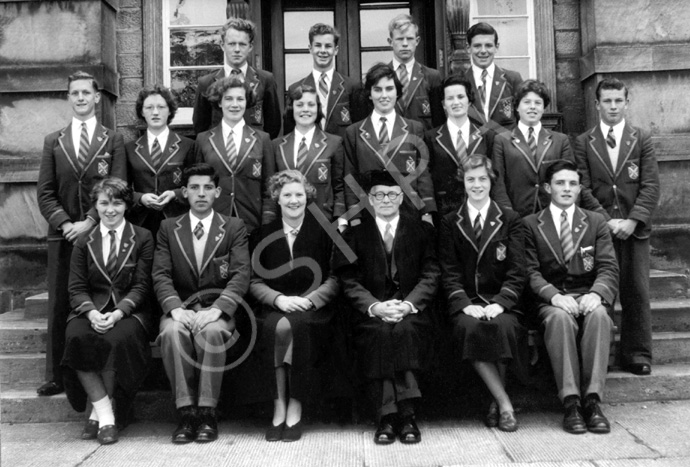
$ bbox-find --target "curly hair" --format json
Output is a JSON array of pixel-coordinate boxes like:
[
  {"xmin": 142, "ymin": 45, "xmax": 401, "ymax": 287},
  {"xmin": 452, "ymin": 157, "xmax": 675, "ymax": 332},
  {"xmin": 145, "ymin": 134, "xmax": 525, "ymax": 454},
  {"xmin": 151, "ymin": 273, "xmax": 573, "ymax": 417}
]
[
  {"xmin": 309, "ymin": 23, "xmax": 340, "ymax": 46},
  {"xmin": 90, "ymin": 177, "xmax": 133, "ymax": 209},
  {"xmin": 458, "ymin": 154, "xmax": 497, "ymax": 183},
  {"xmin": 267, "ymin": 169, "xmax": 317, "ymax": 202},
  {"xmin": 205, "ymin": 76, "xmax": 255, "ymax": 109},
  {"xmin": 284, "ymin": 85, "xmax": 323, "ymax": 131},
  {"xmin": 513, "ymin": 79, "xmax": 551, "ymax": 109},
  {"xmin": 221, "ymin": 17, "xmax": 255, "ymax": 43},
  {"xmin": 135, "ymin": 84, "xmax": 178, "ymax": 124}
]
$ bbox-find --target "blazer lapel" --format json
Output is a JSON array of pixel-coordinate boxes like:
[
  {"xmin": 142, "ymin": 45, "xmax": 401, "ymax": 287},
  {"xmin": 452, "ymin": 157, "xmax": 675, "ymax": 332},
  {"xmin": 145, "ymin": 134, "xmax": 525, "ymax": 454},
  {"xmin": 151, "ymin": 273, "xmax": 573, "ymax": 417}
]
[
  {"xmin": 615, "ymin": 124, "xmax": 638, "ymax": 178},
  {"xmin": 237, "ymin": 126, "xmax": 258, "ymax": 170},
  {"xmin": 82, "ymin": 124, "xmax": 110, "ymax": 173},
  {"xmin": 113, "ymin": 222, "xmax": 137, "ymax": 277},
  {"xmin": 587, "ymin": 126, "xmax": 615, "ymax": 179},
  {"xmin": 464, "ymin": 71, "xmax": 487, "ymax": 124},
  {"xmin": 199, "ymin": 212, "xmax": 226, "ymax": 276},
  {"xmin": 327, "ymin": 72, "xmax": 347, "ymax": 121},
  {"xmin": 244, "ymin": 66, "xmax": 261, "ymax": 102},
  {"xmin": 388, "ymin": 115, "xmax": 409, "ymax": 161},
  {"xmin": 57, "ymin": 124, "xmax": 81, "ymax": 175},
  {"xmin": 161, "ymin": 132, "xmax": 183, "ymax": 169},
  {"xmin": 477, "ymin": 202, "xmax": 503, "ymax": 260},
  {"xmin": 134, "ymin": 134, "xmax": 156, "ymax": 174},
  {"xmin": 86, "ymin": 227, "xmax": 111, "ymax": 283},
  {"xmin": 208, "ymin": 126, "xmax": 234, "ymax": 174},
  {"xmin": 173, "ymin": 214, "xmax": 198, "ymax": 275},
  {"xmin": 397, "ymin": 62, "xmax": 424, "ymax": 111},
  {"xmin": 278, "ymin": 133, "xmax": 295, "ymax": 170},
  {"xmin": 537, "ymin": 129, "xmax": 554, "ymax": 168},
  {"xmin": 455, "ymin": 204, "xmax": 479, "ymax": 253},
  {"xmin": 468, "ymin": 123, "xmax": 484, "ymax": 155},
  {"xmin": 358, "ymin": 118, "xmax": 387, "ymax": 166},
  {"xmin": 304, "ymin": 129, "xmax": 328, "ymax": 175},
  {"xmin": 571, "ymin": 207, "xmax": 589, "ymax": 255},
  {"xmin": 436, "ymin": 124, "xmax": 459, "ymax": 165},
  {"xmin": 536, "ymin": 209, "xmax": 565, "ymax": 266},
  {"xmin": 510, "ymin": 128, "xmax": 538, "ymax": 173},
  {"xmin": 488, "ymin": 67, "xmax": 509, "ymax": 118}
]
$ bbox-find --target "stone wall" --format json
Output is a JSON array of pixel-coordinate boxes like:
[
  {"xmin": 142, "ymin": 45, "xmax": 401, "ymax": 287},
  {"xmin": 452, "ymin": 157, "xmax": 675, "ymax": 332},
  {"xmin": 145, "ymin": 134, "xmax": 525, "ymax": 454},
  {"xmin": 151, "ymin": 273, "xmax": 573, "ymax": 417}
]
[{"xmin": 116, "ymin": 0, "xmax": 144, "ymax": 142}]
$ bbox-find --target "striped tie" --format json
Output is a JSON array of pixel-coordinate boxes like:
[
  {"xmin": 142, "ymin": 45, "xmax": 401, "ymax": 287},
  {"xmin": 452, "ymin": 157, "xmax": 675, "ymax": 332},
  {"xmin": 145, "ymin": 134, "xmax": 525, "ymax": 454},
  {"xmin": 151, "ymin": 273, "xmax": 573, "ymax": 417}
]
[
  {"xmin": 397, "ymin": 64, "xmax": 409, "ymax": 104},
  {"xmin": 226, "ymin": 130, "xmax": 237, "ymax": 169},
  {"xmin": 528, "ymin": 127, "xmax": 538, "ymax": 164},
  {"xmin": 106, "ymin": 230, "xmax": 118, "ymax": 278},
  {"xmin": 78, "ymin": 122, "xmax": 89, "ymax": 170},
  {"xmin": 383, "ymin": 223, "xmax": 394, "ymax": 254},
  {"xmin": 151, "ymin": 138, "xmax": 162, "ymax": 170},
  {"xmin": 473, "ymin": 213, "xmax": 482, "ymax": 241},
  {"xmin": 606, "ymin": 126, "xmax": 616, "ymax": 149},
  {"xmin": 560, "ymin": 210, "xmax": 574, "ymax": 262},
  {"xmin": 230, "ymin": 68, "xmax": 242, "ymax": 80},
  {"xmin": 378, "ymin": 117, "xmax": 389, "ymax": 146},
  {"xmin": 456, "ymin": 130, "xmax": 468, "ymax": 166},
  {"xmin": 193, "ymin": 221, "xmax": 204, "ymax": 240},
  {"xmin": 318, "ymin": 72, "xmax": 329, "ymax": 111},
  {"xmin": 479, "ymin": 69, "xmax": 488, "ymax": 113},
  {"xmin": 297, "ymin": 136, "xmax": 308, "ymax": 172}
]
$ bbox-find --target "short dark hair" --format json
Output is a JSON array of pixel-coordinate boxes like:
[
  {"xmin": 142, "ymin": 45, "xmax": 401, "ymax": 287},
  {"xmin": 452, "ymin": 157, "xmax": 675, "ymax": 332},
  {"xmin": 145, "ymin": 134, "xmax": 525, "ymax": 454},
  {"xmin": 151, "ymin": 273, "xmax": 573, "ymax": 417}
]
[
  {"xmin": 206, "ymin": 76, "xmax": 255, "ymax": 108},
  {"xmin": 221, "ymin": 17, "xmax": 255, "ymax": 43},
  {"xmin": 441, "ymin": 75, "xmax": 475, "ymax": 105},
  {"xmin": 284, "ymin": 84, "xmax": 324, "ymax": 130},
  {"xmin": 544, "ymin": 159, "xmax": 581, "ymax": 184},
  {"xmin": 267, "ymin": 169, "xmax": 317, "ymax": 202},
  {"xmin": 388, "ymin": 13, "xmax": 419, "ymax": 37},
  {"xmin": 68, "ymin": 71, "xmax": 100, "ymax": 93},
  {"xmin": 514, "ymin": 79, "xmax": 551, "ymax": 109},
  {"xmin": 364, "ymin": 63, "xmax": 403, "ymax": 101},
  {"xmin": 595, "ymin": 77, "xmax": 628, "ymax": 101},
  {"xmin": 135, "ymin": 84, "xmax": 178, "ymax": 124},
  {"xmin": 458, "ymin": 154, "xmax": 497, "ymax": 183},
  {"xmin": 467, "ymin": 22, "xmax": 499, "ymax": 46},
  {"xmin": 90, "ymin": 177, "xmax": 133, "ymax": 209},
  {"xmin": 309, "ymin": 23, "xmax": 340, "ymax": 46},
  {"xmin": 182, "ymin": 163, "xmax": 219, "ymax": 187}
]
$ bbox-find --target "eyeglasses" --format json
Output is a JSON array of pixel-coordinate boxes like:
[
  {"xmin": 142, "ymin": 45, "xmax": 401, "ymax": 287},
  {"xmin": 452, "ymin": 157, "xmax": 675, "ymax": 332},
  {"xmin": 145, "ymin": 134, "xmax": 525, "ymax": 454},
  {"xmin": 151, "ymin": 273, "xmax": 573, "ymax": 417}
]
[{"xmin": 370, "ymin": 191, "xmax": 402, "ymax": 201}]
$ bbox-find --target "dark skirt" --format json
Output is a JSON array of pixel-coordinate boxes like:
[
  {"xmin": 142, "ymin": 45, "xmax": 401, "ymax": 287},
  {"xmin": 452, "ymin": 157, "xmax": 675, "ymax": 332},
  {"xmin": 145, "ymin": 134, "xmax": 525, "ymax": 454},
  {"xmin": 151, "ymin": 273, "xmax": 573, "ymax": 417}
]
[{"xmin": 61, "ymin": 316, "xmax": 151, "ymax": 413}]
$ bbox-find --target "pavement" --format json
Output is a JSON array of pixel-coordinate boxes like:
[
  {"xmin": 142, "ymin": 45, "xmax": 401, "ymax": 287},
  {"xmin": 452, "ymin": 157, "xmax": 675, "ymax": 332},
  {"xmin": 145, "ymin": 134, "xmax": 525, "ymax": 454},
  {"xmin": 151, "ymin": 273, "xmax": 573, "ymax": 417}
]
[{"xmin": 2, "ymin": 400, "xmax": 690, "ymax": 467}]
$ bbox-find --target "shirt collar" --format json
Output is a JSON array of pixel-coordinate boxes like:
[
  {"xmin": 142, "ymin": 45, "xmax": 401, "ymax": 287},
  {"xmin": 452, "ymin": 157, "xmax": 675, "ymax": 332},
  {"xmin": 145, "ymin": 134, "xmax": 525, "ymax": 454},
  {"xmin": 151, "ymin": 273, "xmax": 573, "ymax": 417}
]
[
  {"xmin": 100, "ymin": 219, "xmax": 126, "ymax": 239},
  {"xmin": 312, "ymin": 68, "xmax": 334, "ymax": 84},
  {"xmin": 472, "ymin": 62, "xmax": 495, "ymax": 82},
  {"xmin": 392, "ymin": 58, "xmax": 415, "ymax": 75},
  {"xmin": 224, "ymin": 62, "xmax": 248, "ymax": 77},
  {"xmin": 282, "ymin": 220, "xmax": 304, "ymax": 236},
  {"xmin": 375, "ymin": 214, "xmax": 400, "ymax": 235},
  {"xmin": 189, "ymin": 210, "xmax": 215, "ymax": 232},
  {"xmin": 466, "ymin": 200, "xmax": 490, "ymax": 223},
  {"xmin": 222, "ymin": 118, "xmax": 245, "ymax": 141},
  {"xmin": 72, "ymin": 116, "xmax": 97, "ymax": 133},
  {"xmin": 446, "ymin": 119, "xmax": 471, "ymax": 141},
  {"xmin": 549, "ymin": 202, "xmax": 576, "ymax": 225},
  {"xmin": 518, "ymin": 121, "xmax": 542, "ymax": 140},
  {"xmin": 147, "ymin": 127, "xmax": 170, "ymax": 149},
  {"xmin": 600, "ymin": 119, "xmax": 626, "ymax": 140},
  {"xmin": 371, "ymin": 109, "xmax": 396, "ymax": 127},
  {"xmin": 295, "ymin": 126, "xmax": 316, "ymax": 147}
]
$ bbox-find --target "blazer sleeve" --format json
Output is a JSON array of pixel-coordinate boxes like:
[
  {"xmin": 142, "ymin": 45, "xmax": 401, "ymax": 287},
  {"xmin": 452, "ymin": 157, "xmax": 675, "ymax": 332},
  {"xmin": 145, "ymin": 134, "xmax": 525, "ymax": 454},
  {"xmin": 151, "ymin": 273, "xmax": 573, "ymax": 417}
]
[
  {"xmin": 402, "ymin": 223, "xmax": 440, "ymax": 311},
  {"xmin": 174, "ymin": 139, "xmax": 198, "ymax": 201},
  {"xmin": 411, "ymin": 122, "xmax": 437, "ymax": 214},
  {"xmin": 68, "ymin": 236, "xmax": 97, "ymax": 315},
  {"xmin": 193, "ymin": 77, "xmax": 213, "ymax": 135},
  {"xmin": 260, "ymin": 133, "xmax": 278, "ymax": 226},
  {"xmin": 335, "ymin": 227, "xmax": 380, "ymax": 314},
  {"xmin": 249, "ymin": 275, "xmax": 282, "ymax": 307},
  {"xmin": 589, "ymin": 214, "xmax": 620, "ymax": 304},
  {"xmin": 491, "ymin": 136, "xmax": 513, "ymax": 210},
  {"xmin": 212, "ymin": 220, "xmax": 251, "ymax": 316},
  {"xmin": 262, "ymin": 74, "xmax": 282, "ymax": 139},
  {"xmin": 115, "ymin": 230, "xmax": 154, "ymax": 316},
  {"xmin": 152, "ymin": 222, "xmax": 183, "ymax": 314},
  {"xmin": 573, "ymin": 134, "xmax": 610, "ymax": 219},
  {"xmin": 523, "ymin": 218, "xmax": 561, "ymax": 304},
  {"xmin": 37, "ymin": 134, "xmax": 71, "ymax": 231},
  {"xmin": 342, "ymin": 125, "xmax": 361, "ymax": 215},
  {"xmin": 306, "ymin": 275, "xmax": 340, "ymax": 310},
  {"xmin": 629, "ymin": 130, "xmax": 660, "ymax": 231},
  {"xmin": 109, "ymin": 132, "xmax": 127, "ymax": 181},
  {"xmin": 439, "ymin": 216, "xmax": 473, "ymax": 316},
  {"xmin": 492, "ymin": 211, "xmax": 526, "ymax": 311},
  {"xmin": 331, "ymin": 136, "xmax": 346, "ymax": 219}
]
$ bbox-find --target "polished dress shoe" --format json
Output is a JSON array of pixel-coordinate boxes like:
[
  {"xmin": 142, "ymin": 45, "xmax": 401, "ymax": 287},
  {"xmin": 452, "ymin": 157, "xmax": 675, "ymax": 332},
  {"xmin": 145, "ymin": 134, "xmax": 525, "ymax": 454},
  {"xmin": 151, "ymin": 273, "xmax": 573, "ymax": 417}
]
[
  {"xmin": 265, "ymin": 422, "xmax": 285, "ymax": 442},
  {"xmin": 498, "ymin": 411, "xmax": 518, "ymax": 432},
  {"xmin": 82, "ymin": 420, "xmax": 99, "ymax": 440},
  {"xmin": 172, "ymin": 406, "xmax": 197, "ymax": 444},
  {"xmin": 283, "ymin": 421, "xmax": 303, "ymax": 442},
  {"xmin": 626, "ymin": 363, "xmax": 651, "ymax": 376},
  {"xmin": 97, "ymin": 425, "xmax": 119, "ymax": 445},
  {"xmin": 563, "ymin": 404, "xmax": 587, "ymax": 434},
  {"xmin": 374, "ymin": 415, "xmax": 397, "ymax": 445},
  {"xmin": 485, "ymin": 401, "xmax": 499, "ymax": 428},
  {"xmin": 398, "ymin": 416, "xmax": 421, "ymax": 444},
  {"xmin": 195, "ymin": 407, "xmax": 218, "ymax": 443},
  {"xmin": 37, "ymin": 381, "xmax": 64, "ymax": 396},
  {"xmin": 583, "ymin": 400, "xmax": 610, "ymax": 434}
]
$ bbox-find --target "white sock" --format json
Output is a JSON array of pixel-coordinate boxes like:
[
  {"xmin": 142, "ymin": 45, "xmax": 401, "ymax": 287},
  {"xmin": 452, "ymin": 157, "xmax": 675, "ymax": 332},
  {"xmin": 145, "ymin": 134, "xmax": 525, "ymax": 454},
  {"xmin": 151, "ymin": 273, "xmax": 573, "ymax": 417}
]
[
  {"xmin": 92, "ymin": 396, "xmax": 115, "ymax": 427},
  {"xmin": 88, "ymin": 404, "xmax": 99, "ymax": 422}
]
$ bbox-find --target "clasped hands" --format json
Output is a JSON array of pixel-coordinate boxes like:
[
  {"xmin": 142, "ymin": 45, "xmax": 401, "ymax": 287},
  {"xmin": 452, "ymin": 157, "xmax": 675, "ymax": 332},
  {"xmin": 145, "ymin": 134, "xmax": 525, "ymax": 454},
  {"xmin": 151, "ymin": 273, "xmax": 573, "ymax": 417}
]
[
  {"xmin": 551, "ymin": 292, "xmax": 602, "ymax": 317},
  {"xmin": 371, "ymin": 300, "xmax": 413, "ymax": 323},
  {"xmin": 607, "ymin": 218, "xmax": 637, "ymax": 240},
  {"xmin": 171, "ymin": 306, "xmax": 222, "ymax": 335},
  {"xmin": 87, "ymin": 309, "xmax": 124, "ymax": 334},
  {"xmin": 462, "ymin": 303, "xmax": 504, "ymax": 320},
  {"xmin": 274, "ymin": 295, "xmax": 314, "ymax": 314},
  {"xmin": 141, "ymin": 190, "xmax": 176, "ymax": 211}
]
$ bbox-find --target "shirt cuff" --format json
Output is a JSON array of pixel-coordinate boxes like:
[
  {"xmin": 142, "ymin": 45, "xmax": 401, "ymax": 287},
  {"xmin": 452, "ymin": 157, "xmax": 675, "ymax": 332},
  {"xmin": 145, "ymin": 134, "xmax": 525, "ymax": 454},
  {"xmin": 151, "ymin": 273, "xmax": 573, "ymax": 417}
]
[
  {"xmin": 367, "ymin": 301, "xmax": 381, "ymax": 317},
  {"xmin": 403, "ymin": 301, "xmax": 418, "ymax": 314}
]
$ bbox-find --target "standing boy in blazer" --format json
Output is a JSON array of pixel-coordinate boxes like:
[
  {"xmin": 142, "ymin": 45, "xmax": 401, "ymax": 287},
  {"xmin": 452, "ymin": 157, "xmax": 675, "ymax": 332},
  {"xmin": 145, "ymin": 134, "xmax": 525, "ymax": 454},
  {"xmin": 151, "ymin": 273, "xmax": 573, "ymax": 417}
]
[
  {"xmin": 153, "ymin": 163, "xmax": 251, "ymax": 444},
  {"xmin": 574, "ymin": 78, "xmax": 660, "ymax": 376},
  {"xmin": 524, "ymin": 159, "xmax": 619, "ymax": 435},
  {"xmin": 36, "ymin": 71, "xmax": 126, "ymax": 396}
]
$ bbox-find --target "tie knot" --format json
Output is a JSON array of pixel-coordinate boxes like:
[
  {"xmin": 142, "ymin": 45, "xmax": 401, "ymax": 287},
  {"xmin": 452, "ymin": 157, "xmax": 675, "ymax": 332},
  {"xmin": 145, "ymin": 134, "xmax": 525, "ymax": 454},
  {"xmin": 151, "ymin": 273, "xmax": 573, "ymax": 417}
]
[
  {"xmin": 609, "ymin": 126, "xmax": 614, "ymax": 133},
  {"xmin": 301, "ymin": 136, "xmax": 306, "ymax": 143},
  {"xmin": 380, "ymin": 117, "xmax": 387, "ymax": 125},
  {"xmin": 561, "ymin": 210, "xmax": 568, "ymax": 220},
  {"xmin": 481, "ymin": 69, "xmax": 488, "ymax": 79},
  {"xmin": 290, "ymin": 228, "xmax": 299, "ymax": 237},
  {"xmin": 321, "ymin": 72, "xmax": 327, "ymax": 80},
  {"xmin": 385, "ymin": 223, "xmax": 392, "ymax": 233},
  {"xmin": 82, "ymin": 122, "xmax": 87, "ymax": 129},
  {"xmin": 231, "ymin": 68, "xmax": 241, "ymax": 76},
  {"xmin": 109, "ymin": 230, "xmax": 116, "ymax": 237},
  {"xmin": 528, "ymin": 126, "xmax": 534, "ymax": 135}
]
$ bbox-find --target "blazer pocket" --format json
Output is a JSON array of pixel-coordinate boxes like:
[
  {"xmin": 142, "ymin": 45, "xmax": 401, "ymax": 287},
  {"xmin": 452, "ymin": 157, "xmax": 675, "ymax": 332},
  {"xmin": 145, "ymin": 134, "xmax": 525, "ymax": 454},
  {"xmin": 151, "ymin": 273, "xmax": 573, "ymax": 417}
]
[
  {"xmin": 212, "ymin": 254, "xmax": 231, "ymax": 280},
  {"xmin": 622, "ymin": 159, "xmax": 641, "ymax": 183},
  {"xmin": 245, "ymin": 157, "xmax": 263, "ymax": 179},
  {"xmin": 247, "ymin": 100, "xmax": 264, "ymax": 125},
  {"xmin": 413, "ymin": 95, "xmax": 432, "ymax": 116}
]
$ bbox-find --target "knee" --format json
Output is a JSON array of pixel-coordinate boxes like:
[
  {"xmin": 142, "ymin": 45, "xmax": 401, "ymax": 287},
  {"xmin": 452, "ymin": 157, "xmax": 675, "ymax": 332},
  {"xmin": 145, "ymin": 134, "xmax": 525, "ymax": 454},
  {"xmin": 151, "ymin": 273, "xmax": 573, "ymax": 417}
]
[
  {"xmin": 198, "ymin": 321, "xmax": 229, "ymax": 344},
  {"xmin": 159, "ymin": 320, "xmax": 189, "ymax": 345},
  {"xmin": 586, "ymin": 306, "xmax": 612, "ymax": 330}
]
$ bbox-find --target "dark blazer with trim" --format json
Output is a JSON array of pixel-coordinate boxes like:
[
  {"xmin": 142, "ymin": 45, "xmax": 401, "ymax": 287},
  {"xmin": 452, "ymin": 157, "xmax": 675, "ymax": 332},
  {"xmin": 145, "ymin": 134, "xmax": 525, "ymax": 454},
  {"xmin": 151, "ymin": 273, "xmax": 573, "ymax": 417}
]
[
  {"xmin": 440, "ymin": 201, "xmax": 525, "ymax": 318},
  {"xmin": 272, "ymin": 128, "xmax": 345, "ymax": 220},
  {"xmin": 284, "ymin": 71, "xmax": 365, "ymax": 138},
  {"xmin": 574, "ymin": 123, "xmax": 660, "ymax": 239},
  {"xmin": 523, "ymin": 206, "xmax": 619, "ymax": 311},
  {"xmin": 193, "ymin": 67, "xmax": 282, "ymax": 139},
  {"xmin": 391, "ymin": 61, "xmax": 444, "ymax": 131},
  {"xmin": 68, "ymin": 222, "xmax": 154, "ymax": 332},
  {"xmin": 343, "ymin": 114, "xmax": 437, "ymax": 217},
  {"xmin": 125, "ymin": 131, "xmax": 196, "ymax": 228},
  {"xmin": 425, "ymin": 122, "xmax": 493, "ymax": 217},
  {"xmin": 464, "ymin": 65, "xmax": 523, "ymax": 130},
  {"xmin": 37, "ymin": 122, "xmax": 126, "ymax": 237},
  {"xmin": 152, "ymin": 211, "xmax": 250, "ymax": 317},
  {"xmin": 195, "ymin": 123, "xmax": 276, "ymax": 235}
]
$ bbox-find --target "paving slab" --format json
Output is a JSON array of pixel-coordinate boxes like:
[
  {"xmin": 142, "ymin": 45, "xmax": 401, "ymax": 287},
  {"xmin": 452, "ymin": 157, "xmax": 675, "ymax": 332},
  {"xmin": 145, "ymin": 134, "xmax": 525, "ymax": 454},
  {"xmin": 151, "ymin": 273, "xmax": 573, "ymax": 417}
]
[{"xmin": 598, "ymin": 459, "xmax": 690, "ymax": 467}]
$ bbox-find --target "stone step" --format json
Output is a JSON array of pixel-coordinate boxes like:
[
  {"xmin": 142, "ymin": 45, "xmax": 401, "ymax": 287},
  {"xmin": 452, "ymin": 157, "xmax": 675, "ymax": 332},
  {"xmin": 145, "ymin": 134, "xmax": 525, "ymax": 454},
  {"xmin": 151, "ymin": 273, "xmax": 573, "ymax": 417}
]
[
  {"xmin": 613, "ymin": 298, "xmax": 690, "ymax": 333},
  {"xmin": 0, "ymin": 311, "xmax": 47, "ymax": 354},
  {"xmin": 648, "ymin": 268, "xmax": 689, "ymax": 300},
  {"xmin": 0, "ymin": 353, "xmax": 44, "ymax": 389},
  {"xmin": 24, "ymin": 292, "xmax": 48, "ymax": 320}
]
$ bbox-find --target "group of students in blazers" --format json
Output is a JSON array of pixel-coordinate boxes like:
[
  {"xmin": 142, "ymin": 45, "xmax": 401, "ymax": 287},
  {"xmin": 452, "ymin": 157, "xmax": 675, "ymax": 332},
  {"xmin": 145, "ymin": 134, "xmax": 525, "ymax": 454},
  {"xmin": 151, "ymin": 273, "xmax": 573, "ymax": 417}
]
[{"xmin": 34, "ymin": 13, "xmax": 659, "ymax": 447}]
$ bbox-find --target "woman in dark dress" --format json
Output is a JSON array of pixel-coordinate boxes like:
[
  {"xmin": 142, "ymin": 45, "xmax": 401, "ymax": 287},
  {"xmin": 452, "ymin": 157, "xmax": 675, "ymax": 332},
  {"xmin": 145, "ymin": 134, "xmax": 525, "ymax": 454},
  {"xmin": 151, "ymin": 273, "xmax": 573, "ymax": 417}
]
[
  {"xmin": 439, "ymin": 154, "xmax": 527, "ymax": 432},
  {"xmin": 62, "ymin": 177, "xmax": 154, "ymax": 445},
  {"xmin": 125, "ymin": 85, "xmax": 196, "ymax": 239},
  {"xmin": 250, "ymin": 169, "xmax": 338, "ymax": 442}
]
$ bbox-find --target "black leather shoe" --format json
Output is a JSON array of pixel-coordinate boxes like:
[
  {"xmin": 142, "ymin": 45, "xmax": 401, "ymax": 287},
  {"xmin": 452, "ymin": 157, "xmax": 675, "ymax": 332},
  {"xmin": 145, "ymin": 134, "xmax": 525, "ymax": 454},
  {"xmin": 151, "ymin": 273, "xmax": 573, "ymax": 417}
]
[
  {"xmin": 282, "ymin": 421, "xmax": 303, "ymax": 442},
  {"xmin": 583, "ymin": 400, "xmax": 610, "ymax": 434},
  {"xmin": 82, "ymin": 420, "xmax": 99, "ymax": 440},
  {"xmin": 399, "ymin": 416, "xmax": 421, "ymax": 444},
  {"xmin": 172, "ymin": 406, "xmax": 197, "ymax": 444},
  {"xmin": 265, "ymin": 422, "xmax": 285, "ymax": 442},
  {"xmin": 374, "ymin": 415, "xmax": 397, "ymax": 445},
  {"xmin": 485, "ymin": 401, "xmax": 499, "ymax": 428},
  {"xmin": 626, "ymin": 363, "xmax": 652, "ymax": 376},
  {"xmin": 37, "ymin": 381, "xmax": 64, "ymax": 396},
  {"xmin": 563, "ymin": 404, "xmax": 587, "ymax": 434},
  {"xmin": 498, "ymin": 411, "xmax": 518, "ymax": 432},
  {"xmin": 97, "ymin": 425, "xmax": 119, "ymax": 445},
  {"xmin": 195, "ymin": 407, "xmax": 218, "ymax": 443}
]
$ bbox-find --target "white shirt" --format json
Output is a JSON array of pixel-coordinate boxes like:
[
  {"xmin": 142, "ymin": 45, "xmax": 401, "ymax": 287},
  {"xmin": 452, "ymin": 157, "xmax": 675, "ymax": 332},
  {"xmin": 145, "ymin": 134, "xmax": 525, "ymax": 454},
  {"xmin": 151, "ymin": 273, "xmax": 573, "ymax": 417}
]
[
  {"xmin": 467, "ymin": 200, "xmax": 490, "ymax": 230},
  {"xmin": 100, "ymin": 220, "xmax": 126, "ymax": 266},
  {"xmin": 224, "ymin": 62, "xmax": 249, "ymax": 80},
  {"xmin": 71, "ymin": 116, "xmax": 97, "ymax": 157},
  {"xmin": 375, "ymin": 214, "xmax": 400, "ymax": 241},
  {"xmin": 518, "ymin": 121, "xmax": 542, "ymax": 143},
  {"xmin": 446, "ymin": 119, "xmax": 471, "ymax": 150},
  {"xmin": 222, "ymin": 119, "xmax": 245, "ymax": 153},
  {"xmin": 549, "ymin": 203, "xmax": 575, "ymax": 237},
  {"xmin": 147, "ymin": 127, "xmax": 169, "ymax": 154},
  {"xmin": 190, "ymin": 211, "xmax": 214, "ymax": 271},
  {"xmin": 391, "ymin": 58, "xmax": 415, "ymax": 83},
  {"xmin": 293, "ymin": 126, "xmax": 316, "ymax": 167},
  {"xmin": 282, "ymin": 220, "xmax": 304, "ymax": 257},
  {"xmin": 600, "ymin": 119, "xmax": 625, "ymax": 170},
  {"xmin": 371, "ymin": 110, "xmax": 396, "ymax": 139},
  {"xmin": 471, "ymin": 62, "xmax": 496, "ymax": 119}
]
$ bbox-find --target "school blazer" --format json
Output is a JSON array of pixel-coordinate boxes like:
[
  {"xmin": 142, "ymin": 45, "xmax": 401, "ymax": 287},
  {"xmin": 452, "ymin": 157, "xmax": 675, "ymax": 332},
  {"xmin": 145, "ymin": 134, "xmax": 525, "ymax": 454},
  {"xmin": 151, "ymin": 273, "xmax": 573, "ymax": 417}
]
[
  {"xmin": 68, "ymin": 222, "xmax": 154, "ymax": 332},
  {"xmin": 193, "ymin": 67, "xmax": 282, "ymax": 139},
  {"xmin": 125, "ymin": 131, "xmax": 196, "ymax": 225},
  {"xmin": 523, "ymin": 207, "xmax": 619, "ymax": 309},
  {"xmin": 284, "ymin": 71, "xmax": 364, "ymax": 138},
  {"xmin": 195, "ymin": 123, "xmax": 277, "ymax": 235},
  {"xmin": 391, "ymin": 61, "xmax": 444, "ymax": 131},
  {"xmin": 440, "ymin": 201, "xmax": 526, "ymax": 317},
  {"xmin": 273, "ymin": 128, "xmax": 345, "ymax": 220},
  {"xmin": 425, "ymin": 122, "xmax": 493, "ymax": 217},
  {"xmin": 152, "ymin": 212, "xmax": 250, "ymax": 317},
  {"xmin": 37, "ymin": 122, "xmax": 126, "ymax": 236},
  {"xmin": 574, "ymin": 124, "xmax": 660, "ymax": 239},
  {"xmin": 464, "ymin": 65, "xmax": 523, "ymax": 130},
  {"xmin": 343, "ymin": 114, "xmax": 437, "ymax": 216}
]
